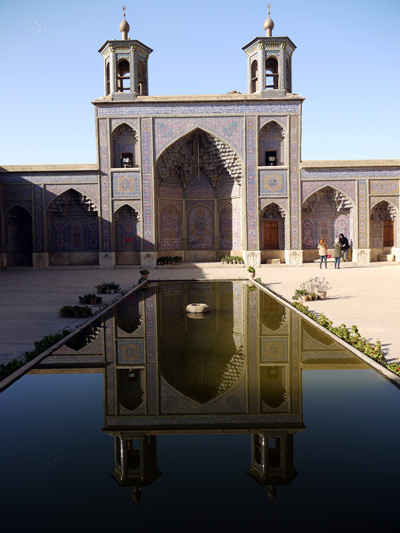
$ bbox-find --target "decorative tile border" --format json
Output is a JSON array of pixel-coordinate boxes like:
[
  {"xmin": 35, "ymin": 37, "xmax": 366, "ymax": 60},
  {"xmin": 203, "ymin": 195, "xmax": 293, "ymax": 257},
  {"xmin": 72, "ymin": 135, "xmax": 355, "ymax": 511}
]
[
  {"xmin": 33, "ymin": 185, "xmax": 44, "ymax": 253},
  {"xmin": 290, "ymin": 115, "xmax": 299, "ymax": 249},
  {"xmin": 261, "ymin": 337, "xmax": 288, "ymax": 363},
  {"xmin": 117, "ymin": 339, "xmax": 145, "ymax": 365},
  {"xmin": 145, "ymin": 288, "xmax": 157, "ymax": 415},
  {"xmin": 99, "ymin": 119, "xmax": 111, "ymax": 251},
  {"xmin": 112, "ymin": 172, "xmax": 140, "ymax": 198},
  {"xmin": 97, "ymin": 102, "xmax": 302, "ymax": 118},
  {"xmin": 258, "ymin": 115, "xmax": 288, "ymax": 133},
  {"xmin": 301, "ymin": 167, "xmax": 400, "ymax": 179},
  {"xmin": 141, "ymin": 118, "xmax": 154, "ymax": 251},
  {"xmin": 259, "ymin": 198, "xmax": 288, "ymax": 214},
  {"xmin": 2, "ymin": 184, "xmax": 32, "ymax": 200},
  {"xmin": 259, "ymin": 169, "xmax": 287, "ymax": 196},
  {"xmin": 0, "ymin": 173, "xmax": 98, "ymax": 185},
  {"xmin": 358, "ymin": 180, "xmax": 368, "ymax": 248},
  {"xmin": 370, "ymin": 180, "xmax": 399, "ymax": 195},
  {"xmin": 246, "ymin": 116, "xmax": 258, "ymax": 250}
]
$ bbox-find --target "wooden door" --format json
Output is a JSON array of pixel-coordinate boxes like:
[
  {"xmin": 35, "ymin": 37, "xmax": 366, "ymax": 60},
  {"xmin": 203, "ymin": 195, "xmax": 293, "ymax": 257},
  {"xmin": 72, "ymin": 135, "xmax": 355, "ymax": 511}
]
[
  {"xmin": 383, "ymin": 220, "xmax": 394, "ymax": 247},
  {"xmin": 263, "ymin": 220, "xmax": 279, "ymax": 249}
]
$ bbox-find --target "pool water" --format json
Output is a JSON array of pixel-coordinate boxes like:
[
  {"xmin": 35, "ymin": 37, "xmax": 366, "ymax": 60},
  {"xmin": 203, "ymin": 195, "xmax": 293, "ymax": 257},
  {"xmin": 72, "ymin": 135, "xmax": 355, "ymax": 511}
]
[{"xmin": 0, "ymin": 281, "xmax": 399, "ymax": 531}]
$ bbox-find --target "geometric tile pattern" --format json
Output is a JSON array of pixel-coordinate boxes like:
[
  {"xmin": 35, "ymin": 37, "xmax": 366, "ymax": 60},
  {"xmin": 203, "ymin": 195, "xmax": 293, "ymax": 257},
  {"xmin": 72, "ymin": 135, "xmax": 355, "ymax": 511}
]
[{"xmin": 259, "ymin": 169, "xmax": 287, "ymax": 196}]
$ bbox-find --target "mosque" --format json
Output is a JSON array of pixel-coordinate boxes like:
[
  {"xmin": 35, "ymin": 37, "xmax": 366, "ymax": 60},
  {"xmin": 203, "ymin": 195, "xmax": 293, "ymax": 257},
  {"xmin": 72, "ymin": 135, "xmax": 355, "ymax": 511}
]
[{"xmin": 0, "ymin": 9, "xmax": 399, "ymax": 269}]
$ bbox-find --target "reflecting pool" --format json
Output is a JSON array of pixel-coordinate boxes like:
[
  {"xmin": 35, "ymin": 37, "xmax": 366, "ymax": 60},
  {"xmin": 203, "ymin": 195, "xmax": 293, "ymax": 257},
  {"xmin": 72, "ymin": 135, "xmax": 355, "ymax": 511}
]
[{"xmin": 1, "ymin": 281, "xmax": 399, "ymax": 531}]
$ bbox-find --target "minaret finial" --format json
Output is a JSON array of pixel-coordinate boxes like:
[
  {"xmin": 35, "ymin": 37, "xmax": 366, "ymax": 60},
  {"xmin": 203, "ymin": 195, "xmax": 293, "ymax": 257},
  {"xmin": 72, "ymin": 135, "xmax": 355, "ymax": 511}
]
[
  {"xmin": 119, "ymin": 6, "xmax": 130, "ymax": 40},
  {"xmin": 264, "ymin": 4, "xmax": 275, "ymax": 37}
]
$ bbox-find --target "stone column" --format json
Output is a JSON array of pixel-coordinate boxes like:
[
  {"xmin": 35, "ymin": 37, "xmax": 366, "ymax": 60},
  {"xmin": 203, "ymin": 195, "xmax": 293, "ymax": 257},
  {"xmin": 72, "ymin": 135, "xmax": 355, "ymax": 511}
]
[
  {"xmin": 110, "ymin": 48, "xmax": 117, "ymax": 94},
  {"xmin": 258, "ymin": 44, "xmax": 266, "ymax": 91},
  {"xmin": 130, "ymin": 46, "xmax": 137, "ymax": 94}
]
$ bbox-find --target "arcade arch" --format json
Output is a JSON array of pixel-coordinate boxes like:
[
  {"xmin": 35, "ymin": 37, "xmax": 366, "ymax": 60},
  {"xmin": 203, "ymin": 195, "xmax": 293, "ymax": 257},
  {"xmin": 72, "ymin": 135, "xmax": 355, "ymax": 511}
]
[
  {"xmin": 301, "ymin": 186, "xmax": 354, "ymax": 262},
  {"xmin": 155, "ymin": 128, "xmax": 243, "ymax": 262},
  {"xmin": 114, "ymin": 204, "xmax": 140, "ymax": 265},
  {"xmin": 47, "ymin": 188, "xmax": 99, "ymax": 266},
  {"xmin": 260, "ymin": 202, "xmax": 286, "ymax": 263},
  {"xmin": 4, "ymin": 205, "xmax": 33, "ymax": 266},
  {"xmin": 370, "ymin": 200, "xmax": 397, "ymax": 261}
]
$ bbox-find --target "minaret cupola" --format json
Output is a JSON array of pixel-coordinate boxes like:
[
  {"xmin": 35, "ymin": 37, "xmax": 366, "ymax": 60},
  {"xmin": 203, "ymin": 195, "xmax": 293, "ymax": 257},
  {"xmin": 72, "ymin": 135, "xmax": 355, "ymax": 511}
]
[
  {"xmin": 243, "ymin": 5, "xmax": 296, "ymax": 95},
  {"xmin": 98, "ymin": 8, "xmax": 153, "ymax": 99}
]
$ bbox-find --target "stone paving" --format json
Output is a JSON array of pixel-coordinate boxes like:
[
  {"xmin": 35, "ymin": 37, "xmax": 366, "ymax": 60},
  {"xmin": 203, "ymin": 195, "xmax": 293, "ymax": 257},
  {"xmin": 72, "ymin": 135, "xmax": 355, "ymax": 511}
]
[{"xmin": 0, "ymin": 261, "xmax": 399, "ymax": 365}]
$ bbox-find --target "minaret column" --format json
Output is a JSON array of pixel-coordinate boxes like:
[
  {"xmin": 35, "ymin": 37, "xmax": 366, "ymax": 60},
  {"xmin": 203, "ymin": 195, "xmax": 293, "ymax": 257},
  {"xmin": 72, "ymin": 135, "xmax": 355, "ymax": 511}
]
[
  {"xmin": 247, "ymin": 53, "xmax": 252, "ymax": 93},
  {"xmin": 130, "ymin": 46, "xmax": 137, "ymax": 94},
  {"xmin": 258, "ymin": 43, "xmax": 266, "ymax": 91},
  {"xmin": 110, "ymin": 47, "xmax": 117, "ymax": 94}
]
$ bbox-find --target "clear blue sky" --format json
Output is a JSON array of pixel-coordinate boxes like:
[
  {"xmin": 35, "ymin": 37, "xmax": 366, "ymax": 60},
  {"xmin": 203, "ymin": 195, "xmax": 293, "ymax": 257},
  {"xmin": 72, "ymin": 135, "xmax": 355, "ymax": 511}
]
[{"xmin": 0, "ymin": 0, "xmax": 399, "ymax": 164}]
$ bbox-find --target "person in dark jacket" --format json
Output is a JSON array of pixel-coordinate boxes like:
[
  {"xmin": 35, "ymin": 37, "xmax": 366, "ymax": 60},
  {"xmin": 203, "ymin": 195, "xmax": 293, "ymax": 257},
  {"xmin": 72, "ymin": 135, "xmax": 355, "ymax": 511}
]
[{"xmin": 339, "ymin": 233, "xmax": 349, "ymax": 262}]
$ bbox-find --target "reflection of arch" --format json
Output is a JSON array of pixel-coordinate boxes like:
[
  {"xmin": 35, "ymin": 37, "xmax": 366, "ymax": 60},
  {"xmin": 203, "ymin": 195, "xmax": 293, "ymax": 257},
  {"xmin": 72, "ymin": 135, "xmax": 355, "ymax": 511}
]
[
  {"xmin": 159, "ymin": 204, "xmax": 182, "ymax": 250},
  {"xmin": 370, "ymin": 200, "xmax": 397, "ymax": 249},
  {"xmin": 111, "ymin": 123, "xmax": 138, "ymax": 168},
  {"xmin": 5, "ymin": 205, "xmax": 33, "ymax": 266},
  {"xmin": 260, "ymin": 366, "xmax": 286, "ymax": 409},
  {"xmin": 260, "ymin": 202, "xmax": 286, "ymax": 250},
  {"xmin": 116, "ymin": 294, "xmax": 142, "ymax": 335},
  {"xmin": 117, "ymin": 369, "xmax": 144, "ymax": 411},
  {"xmin": 187, "ymin": 203, "xmax": 214, "ymax": 250},
  {"xmin": 261, "ymin": 293, "xmax": 286, "ymax": 331},
  {"xmin": 301, "ymin": 186, "xmax": 353, "ymax": 249},
  {"xmin": 47, "ymin": 189, "xmax": 99, "ymax": 264},
  {"xmin": 302, "ymin": 320, "xmax": 333, "ymax": 346},
  {"xmin": 258, "ymin": 121, "xmax": 285, "ymax": 166}
]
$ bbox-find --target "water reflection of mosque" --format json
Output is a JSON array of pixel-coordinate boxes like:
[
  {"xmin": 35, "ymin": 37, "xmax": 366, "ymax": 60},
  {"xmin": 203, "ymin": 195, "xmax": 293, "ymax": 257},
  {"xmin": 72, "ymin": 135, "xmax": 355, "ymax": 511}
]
[{"xmin": 33, "ymin": 281, "xmax": 365, "ymax": 504}]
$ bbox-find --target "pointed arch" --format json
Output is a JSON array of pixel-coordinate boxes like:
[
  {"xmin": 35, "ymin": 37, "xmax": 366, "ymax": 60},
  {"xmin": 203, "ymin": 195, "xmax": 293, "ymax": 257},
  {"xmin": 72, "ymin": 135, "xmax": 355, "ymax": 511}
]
[
  {"xmin": 301, "ymin": 185, "xmax": 354, "ymax": 251},
  {"xmin": 111, "ymin": 123, "xmax": 138, "ymax": 169},
  {"xmin": 260, "ymin": 202, "xmax": 286, "ymax": 251},
  {"xmin": 251, "ymin": 59, "xmax": 258, "ymax": 93},
  {"xmin": 5, "ymin": 205, "xmax": 33, "ymax": 266},
  {"xmin": 47, "ymin": 188, "xmax": 99, "ymax": 265},
  {"xmin": 369, "ymin": 200, "xmax": 397, "ymax": 251},
  {"xmin": 187, "ymin": 202, "xmax": 214, "ymax": 250},
  {"xmin": 159, "ymin": 203, "xmax": 182, "ymax": 250},
  {"xmin": 114, "ymin": 204, "xmax": 140, "ymax": 265},
  {"xmin": 258, "ymin": 120, "xmax": 285, "ymax": 166}
]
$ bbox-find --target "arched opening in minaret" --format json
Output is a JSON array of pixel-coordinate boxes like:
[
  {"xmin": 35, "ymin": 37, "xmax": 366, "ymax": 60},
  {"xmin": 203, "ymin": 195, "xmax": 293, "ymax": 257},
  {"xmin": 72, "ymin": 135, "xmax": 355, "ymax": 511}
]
[
  {"xmin": 251, "ymin": 59, "xmax": 258, "ymax": 93},
  {"xmin": 155, "ymin": 128, "xmax": 242, "ymax": 262},
  {"xmin": 114, "ymin": 204, "xmax": 140, "ymax": 265},
  {"xmin": 137, "ymin": 61, "xmax": 147, "ymax": 95},
  {"xmin": 106, "ymin": 62, "xmax": 110, "ymax": 95},
  {"xmin": 258, "ymin": 121, "xmax": 284, "ymax": 166},
  {"xmin": 265, "ymin": 56, "xmax": 278, "ymax": 89},
  {"xmin": 117, "ymin": 59, "xmax": 130, "ymax": 92},
  {"xmin": 111, "ymin": 123, "xmax": 138, "ymax": 168},
  {"xmin": 285, "ymin": 57, "xmax": 292, "ymax": 92},
  {"xmin": 47, "ymin": 188, "xmax": 99, "ymax": 266},
  {"xmin": 5, "ymin": 205, "xmax": 33, "ymax": 266},
  {"xmin": 301, "ymin": 186, "xmax": 354, "ymax": 262},
  {"xmin": 370, "ymin": 200, "xmax": 397, "ymax": 261}
]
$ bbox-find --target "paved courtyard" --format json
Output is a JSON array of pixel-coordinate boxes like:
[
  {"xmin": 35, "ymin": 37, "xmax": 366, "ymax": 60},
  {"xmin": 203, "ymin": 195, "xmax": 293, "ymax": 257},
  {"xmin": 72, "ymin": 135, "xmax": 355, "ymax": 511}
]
[{"xmin": 0, "ymin": 262, "xmax": 399, "ymax": 366}]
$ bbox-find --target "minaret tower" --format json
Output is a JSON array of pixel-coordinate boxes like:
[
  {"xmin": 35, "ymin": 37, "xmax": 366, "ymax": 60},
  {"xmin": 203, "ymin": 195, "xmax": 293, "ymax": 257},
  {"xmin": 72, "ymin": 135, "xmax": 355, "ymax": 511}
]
[
  {"xmin": 243, "ymin": 5, "xmax": 296, "ymax": 94},
  {"xmin": 98, "ymin": 7, "xmax": 153, "ymax": 99}
]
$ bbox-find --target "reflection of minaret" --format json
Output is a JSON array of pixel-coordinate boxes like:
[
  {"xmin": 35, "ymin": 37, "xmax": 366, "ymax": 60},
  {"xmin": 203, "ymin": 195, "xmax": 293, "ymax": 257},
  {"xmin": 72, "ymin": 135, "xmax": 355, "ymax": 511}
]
[
  {"xmin": 112, "ymin": 433, "xmax": 162, "ymax": 509},
  {"xmin": 248, "ymin": 432, "xmax": 297, "ymax": 503}
]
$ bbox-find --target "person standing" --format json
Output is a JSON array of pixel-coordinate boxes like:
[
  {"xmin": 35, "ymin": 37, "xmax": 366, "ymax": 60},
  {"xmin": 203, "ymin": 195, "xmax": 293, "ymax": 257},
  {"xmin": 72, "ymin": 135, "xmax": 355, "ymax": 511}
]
[
  {"xmin": 318, "ymin": 238, "xmax": 328, "ymax": 269},
  {"xmin": 333, "ymin": 238, "xmax": 342, "ymax": 269},
  {"xmin": 339, "ymin": 233, "xmax": 349, "ymax": 262}
]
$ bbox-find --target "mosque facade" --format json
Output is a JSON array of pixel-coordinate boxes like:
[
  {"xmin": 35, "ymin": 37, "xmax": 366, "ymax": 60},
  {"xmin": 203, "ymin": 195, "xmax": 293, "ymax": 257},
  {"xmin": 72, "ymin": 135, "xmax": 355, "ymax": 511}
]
[{"xmin": 0, "ymin": 11, "xmax": 399, "ymax": 269}]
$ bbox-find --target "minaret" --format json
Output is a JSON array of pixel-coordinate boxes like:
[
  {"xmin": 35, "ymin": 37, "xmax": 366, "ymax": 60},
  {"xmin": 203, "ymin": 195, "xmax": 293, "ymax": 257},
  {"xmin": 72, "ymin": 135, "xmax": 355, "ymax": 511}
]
[
  {"xmin": 98, "ymin": 8, "xmax": 153, "ymax": 99},
  {"xmin": 243, "ymin": 5, "xmax": 296, "ymax": 94}
]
